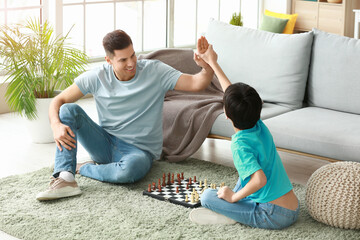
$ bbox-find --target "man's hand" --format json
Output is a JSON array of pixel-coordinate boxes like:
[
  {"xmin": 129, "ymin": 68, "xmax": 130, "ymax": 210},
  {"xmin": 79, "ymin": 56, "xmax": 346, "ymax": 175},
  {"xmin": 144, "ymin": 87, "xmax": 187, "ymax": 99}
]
[
  {"xmin": 197, "ymin": 36, "xmax": 218, "ymax": 68},
  {"xmin": 194, "ymin": 36, "xmax": 211, "ymax": 69},
  {"xmin": 197, "ymin": 36, "xmax": 209, "ymax": 54},
  {"xmin": 217, "ymin": 186, "xmax": 236, "ymax": 203},
  {"xmin": 193, "ymin": 52, "xmax": 211, "ymax": 69},
  {"xmin": 52, "ymin": 122, "xmax": 76, "ymax": 151}
]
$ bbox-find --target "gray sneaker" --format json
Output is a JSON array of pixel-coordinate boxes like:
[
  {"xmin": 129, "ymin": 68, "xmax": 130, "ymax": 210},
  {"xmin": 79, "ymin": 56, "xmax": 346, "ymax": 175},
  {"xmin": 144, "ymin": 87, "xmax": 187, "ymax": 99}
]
[
  {"xmin": 189, "ymin": 207, "xmax": 237, "ymax": 225},
  {"xmin": 36, "ymin": 177, "xmax": 82, "ymax": 201}
]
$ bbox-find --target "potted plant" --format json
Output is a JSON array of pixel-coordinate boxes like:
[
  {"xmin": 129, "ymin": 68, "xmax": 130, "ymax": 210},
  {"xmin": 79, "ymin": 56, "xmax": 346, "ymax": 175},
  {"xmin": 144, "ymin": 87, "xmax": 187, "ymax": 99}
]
[
  {"xmin": 229, "ymin": 12, "xmax": 243, "ymax": 26},
  {"xmin": 0, "ymin": 18, "xmax": 88, "ymax": 143}
]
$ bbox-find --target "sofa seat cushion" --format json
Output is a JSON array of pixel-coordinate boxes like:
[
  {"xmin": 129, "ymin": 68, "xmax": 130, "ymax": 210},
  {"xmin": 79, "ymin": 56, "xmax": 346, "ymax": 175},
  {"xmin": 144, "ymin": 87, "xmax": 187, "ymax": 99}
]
[
  {"xmin": 205, "ymin": 19, "xmax": 313, "ymax": 109},
  {"xmin": 210, "ymin": 103, "xmax": 292, "ymax": 138},
  {"xmin": 264, "ymin": 107, "xmax": 360, "ymax": 162}
]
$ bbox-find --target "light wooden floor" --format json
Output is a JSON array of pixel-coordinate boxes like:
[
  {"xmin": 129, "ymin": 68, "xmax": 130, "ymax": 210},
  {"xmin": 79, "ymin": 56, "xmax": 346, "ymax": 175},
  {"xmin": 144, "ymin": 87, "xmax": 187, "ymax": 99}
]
[{"xmin": 0, "ymin": 97, "xmax": 331, "ymax": 240}]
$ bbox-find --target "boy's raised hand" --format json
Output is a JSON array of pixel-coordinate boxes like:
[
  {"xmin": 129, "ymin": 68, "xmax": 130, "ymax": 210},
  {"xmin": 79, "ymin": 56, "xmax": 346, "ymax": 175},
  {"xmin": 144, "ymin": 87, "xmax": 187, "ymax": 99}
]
[
  {"xmin": 194, "ymin": 36, "xmax": 211, "ymax": 69},
  {"xmin": 197, "ymin": 36, "xmax": 217, "ymax": 67}
]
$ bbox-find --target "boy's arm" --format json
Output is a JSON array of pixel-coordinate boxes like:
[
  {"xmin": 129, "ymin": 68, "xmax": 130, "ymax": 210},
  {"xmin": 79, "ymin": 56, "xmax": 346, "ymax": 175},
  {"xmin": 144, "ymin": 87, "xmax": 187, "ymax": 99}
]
[
  {"xmin": 197, "ymin": 37, "xmax": 232, "ymax": 92},
  {"xmin": 208, "ymin": 58, "xmax": 231, "ymax": 92},
  {"xmin": 217, "ymin": 169, "xmax": 267, "ymax": 203}
]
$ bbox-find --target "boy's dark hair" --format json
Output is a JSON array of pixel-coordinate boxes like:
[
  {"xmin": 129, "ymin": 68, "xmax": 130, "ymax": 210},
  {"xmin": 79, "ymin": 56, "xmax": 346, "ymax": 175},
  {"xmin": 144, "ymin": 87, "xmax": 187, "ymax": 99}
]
[
  {"xmin": 223, "ymin": 83, "xmax": 262, "ymax": 130},
  {"xmin": 103, "ymin": 30, "xmax": 133, "ymax": 57}
]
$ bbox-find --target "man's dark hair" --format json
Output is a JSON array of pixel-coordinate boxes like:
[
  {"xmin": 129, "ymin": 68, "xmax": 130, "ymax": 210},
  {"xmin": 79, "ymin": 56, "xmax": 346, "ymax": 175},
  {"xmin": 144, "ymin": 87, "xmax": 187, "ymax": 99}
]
[
  {"xmin": 223, "ymin": 83, "xmax": 262, "ymax": 130},
  {"xmin": 103, "ymin": 30, "xmax": 133, "ymax": 57}
]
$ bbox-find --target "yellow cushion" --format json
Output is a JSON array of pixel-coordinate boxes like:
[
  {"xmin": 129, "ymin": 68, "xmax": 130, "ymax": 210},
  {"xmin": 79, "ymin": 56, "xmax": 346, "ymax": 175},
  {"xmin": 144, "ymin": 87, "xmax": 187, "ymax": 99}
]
[{"xmin": 264, "ymin": 10, "xmax": 298, "ymax": 34}]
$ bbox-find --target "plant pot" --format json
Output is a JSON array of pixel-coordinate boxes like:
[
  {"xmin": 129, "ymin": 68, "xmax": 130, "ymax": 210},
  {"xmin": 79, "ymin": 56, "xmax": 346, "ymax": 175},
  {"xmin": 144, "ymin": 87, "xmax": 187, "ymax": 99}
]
[{"xmin": 25, "ymin": 97, "xmax": 54, "ymax": 143}]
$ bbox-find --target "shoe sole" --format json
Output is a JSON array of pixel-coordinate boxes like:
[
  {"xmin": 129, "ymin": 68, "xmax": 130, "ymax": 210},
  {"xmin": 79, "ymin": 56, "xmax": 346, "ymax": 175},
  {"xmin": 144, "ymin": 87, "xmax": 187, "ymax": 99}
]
[
  {"xmin": 36, "ymin": 188, "xmax": 82, "ymax": 201},
  {"xmin": 189, "ymin": 208, "xmax": 237, "ymax": 225}
]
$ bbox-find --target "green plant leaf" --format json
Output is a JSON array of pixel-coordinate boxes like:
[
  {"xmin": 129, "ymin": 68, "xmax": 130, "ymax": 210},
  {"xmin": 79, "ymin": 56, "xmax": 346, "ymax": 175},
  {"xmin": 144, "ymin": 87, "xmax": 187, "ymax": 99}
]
[
  {"xmin": 230, "ymin": 12, "xmax": 243, "ymax": 26},
  {"xmin": 0, "ymin": 18, "xmax": 89, "ymax": 119}
]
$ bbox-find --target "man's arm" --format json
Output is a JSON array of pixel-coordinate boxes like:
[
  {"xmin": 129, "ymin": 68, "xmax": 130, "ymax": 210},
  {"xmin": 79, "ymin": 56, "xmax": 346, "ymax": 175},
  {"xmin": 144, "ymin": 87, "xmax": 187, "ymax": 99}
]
[
  {"xmin": 174, "ymin": 66, "xmax": 214, "ymax": 92},
  {"xmin": 49, "ymin": 83, "xmax": 84, "ymax": 151},
  {"xmin": 173, "ymin": 36, "xmax": 214, "ymax": 92}
]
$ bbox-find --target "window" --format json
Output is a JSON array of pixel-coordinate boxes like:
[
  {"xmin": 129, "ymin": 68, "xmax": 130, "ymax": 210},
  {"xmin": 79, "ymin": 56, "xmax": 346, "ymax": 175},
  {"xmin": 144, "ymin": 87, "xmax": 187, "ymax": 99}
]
[
  {"xmin": 0, "ymin": 0, "xmax": 44, "ymax": 25},
  {"xmin": 1, "ymin": 0, "xmax": 261, "ymax": 60}
]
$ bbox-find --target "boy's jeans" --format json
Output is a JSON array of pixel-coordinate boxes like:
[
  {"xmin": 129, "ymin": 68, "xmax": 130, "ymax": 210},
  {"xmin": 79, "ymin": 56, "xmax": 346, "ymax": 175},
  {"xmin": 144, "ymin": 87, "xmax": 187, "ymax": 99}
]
[
  {"xmin": 53, "ymin": 103, "xmax": 153, "ymax": 183},
  {"xmin": 201, "ymin": 178, "xmax": 299, "ymax": 229}
]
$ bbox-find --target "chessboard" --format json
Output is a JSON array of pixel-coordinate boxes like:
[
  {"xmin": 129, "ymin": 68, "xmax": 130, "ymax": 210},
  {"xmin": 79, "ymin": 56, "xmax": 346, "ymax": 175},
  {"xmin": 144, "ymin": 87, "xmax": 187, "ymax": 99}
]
[{"xmin": 143, "ymin": 172, "xmax": 221, "ymax": 208}]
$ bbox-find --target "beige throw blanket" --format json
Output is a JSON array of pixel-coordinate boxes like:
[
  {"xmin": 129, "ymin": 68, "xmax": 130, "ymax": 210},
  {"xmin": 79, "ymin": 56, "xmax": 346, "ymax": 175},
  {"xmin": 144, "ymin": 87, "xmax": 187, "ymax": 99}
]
[{"xmin": 139, "ymin": 49, "xmax": 224, "ymax": 162}]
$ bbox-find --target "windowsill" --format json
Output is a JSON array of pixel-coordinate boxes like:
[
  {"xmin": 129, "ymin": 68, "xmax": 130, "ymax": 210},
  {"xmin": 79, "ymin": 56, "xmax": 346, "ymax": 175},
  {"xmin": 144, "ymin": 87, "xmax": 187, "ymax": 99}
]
[{"xmin": 0, "ymin": 45, "xmax": 196, "ymax": 84}]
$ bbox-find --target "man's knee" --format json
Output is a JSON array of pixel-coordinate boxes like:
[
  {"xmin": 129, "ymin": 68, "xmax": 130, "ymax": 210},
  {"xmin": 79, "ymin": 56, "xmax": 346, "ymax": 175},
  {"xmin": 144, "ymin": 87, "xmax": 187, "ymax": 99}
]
[
  {"xmin": 59, "ymin": 103, "xmax": 82, "ymax": 121},
  {"xmin": 113, "ymin": 153, "xmax": 152, "ymax": 183},
  {"xmin": 111, "ymin": 165, "xmax": 138, "ymax": 183}
]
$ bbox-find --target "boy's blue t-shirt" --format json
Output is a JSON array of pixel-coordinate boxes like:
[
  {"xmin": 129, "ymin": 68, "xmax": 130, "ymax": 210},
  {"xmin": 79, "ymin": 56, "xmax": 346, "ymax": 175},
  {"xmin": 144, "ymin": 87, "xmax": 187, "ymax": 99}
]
[
  {"xmin": 75, "ymin": 59, "xmax": 182, "ymax": 159},
  {"xmin": 231, "ymin": 119, "xmax": 293, "ymax": 203}
]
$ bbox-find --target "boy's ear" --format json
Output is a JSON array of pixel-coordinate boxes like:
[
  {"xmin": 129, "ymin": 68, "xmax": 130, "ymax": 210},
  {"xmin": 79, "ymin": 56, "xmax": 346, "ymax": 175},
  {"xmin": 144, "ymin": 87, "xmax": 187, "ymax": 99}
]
[{"xmin": 223, "ymin": 108, "xmax": 229, "ymax": 120}]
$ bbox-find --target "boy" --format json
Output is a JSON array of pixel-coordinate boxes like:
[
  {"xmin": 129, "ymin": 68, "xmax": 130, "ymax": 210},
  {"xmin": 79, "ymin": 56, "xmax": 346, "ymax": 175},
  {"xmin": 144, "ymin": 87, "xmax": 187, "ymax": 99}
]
[{"xmin": 189, "ymin": 37, "xmax": 299, "ymax": 229}]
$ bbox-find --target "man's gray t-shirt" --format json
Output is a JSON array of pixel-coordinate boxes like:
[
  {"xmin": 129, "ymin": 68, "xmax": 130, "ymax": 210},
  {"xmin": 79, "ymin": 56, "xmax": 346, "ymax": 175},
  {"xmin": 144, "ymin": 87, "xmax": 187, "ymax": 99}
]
[{"xmin": 75, "ymin": 59, "xmax": 182, "ymax": 159}]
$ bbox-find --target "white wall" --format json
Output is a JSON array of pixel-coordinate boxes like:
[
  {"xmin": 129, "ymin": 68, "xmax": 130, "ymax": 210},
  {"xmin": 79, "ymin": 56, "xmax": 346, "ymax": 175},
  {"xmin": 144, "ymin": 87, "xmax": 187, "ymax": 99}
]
[{"xmin": 263, "ymin": 0, "xmax": 292, "ymax": 14}]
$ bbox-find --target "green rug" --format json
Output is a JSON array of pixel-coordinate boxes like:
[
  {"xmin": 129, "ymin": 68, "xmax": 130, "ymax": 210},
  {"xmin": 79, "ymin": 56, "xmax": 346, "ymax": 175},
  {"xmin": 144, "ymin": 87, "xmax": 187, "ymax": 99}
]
[{"xmin": 0, "ymin": 158, "xmax": 358, "ymax": 240}]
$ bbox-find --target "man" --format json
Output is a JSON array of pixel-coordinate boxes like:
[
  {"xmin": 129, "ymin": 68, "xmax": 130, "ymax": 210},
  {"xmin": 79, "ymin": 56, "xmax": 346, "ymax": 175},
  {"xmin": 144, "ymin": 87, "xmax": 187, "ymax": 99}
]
[{"xmin": 36, "ymin": 30, "xmax": 213, "ymax": 201}]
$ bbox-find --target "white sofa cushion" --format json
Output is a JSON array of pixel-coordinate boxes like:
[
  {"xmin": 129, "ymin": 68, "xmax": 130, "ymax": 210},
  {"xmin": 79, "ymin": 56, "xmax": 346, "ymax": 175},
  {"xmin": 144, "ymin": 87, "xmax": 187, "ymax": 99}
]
[
  {"xmin": 210, "ymin": 103, "xmax": 292, "ymax": 138},
  {"xmin": 205, "ymin": 19, "xmax": 313, "ymax": 109},
  {"xmin": 307, "ymin": 29, "xmax": 360, "ymax": 115},
  {"xmin": 264, "ymin": 107, "xmax": 360, "ymax": 162}
]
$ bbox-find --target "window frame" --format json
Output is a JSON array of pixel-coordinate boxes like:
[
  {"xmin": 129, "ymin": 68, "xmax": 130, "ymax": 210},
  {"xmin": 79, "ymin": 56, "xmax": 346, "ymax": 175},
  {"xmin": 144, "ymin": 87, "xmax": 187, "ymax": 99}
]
[{"xmin": 1, "ymin": 0, "xmax": 258, "ymax": 62}]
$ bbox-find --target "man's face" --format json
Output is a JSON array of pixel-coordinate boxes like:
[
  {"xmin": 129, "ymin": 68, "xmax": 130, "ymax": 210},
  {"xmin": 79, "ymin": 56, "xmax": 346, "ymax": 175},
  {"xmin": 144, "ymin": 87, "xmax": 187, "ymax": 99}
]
[{"xmin": 105, "ymin": 44, "xmax": 137, "ymax": 81}]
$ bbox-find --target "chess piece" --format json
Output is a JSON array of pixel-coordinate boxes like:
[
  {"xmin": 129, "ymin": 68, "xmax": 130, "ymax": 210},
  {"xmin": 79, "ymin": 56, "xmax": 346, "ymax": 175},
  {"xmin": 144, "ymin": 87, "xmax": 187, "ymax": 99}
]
[
  {"xmin": 167, "ymin": 173, "xmax": 171, "ymax": 185},
  {"xmin": 194, "ymin": 176, "xmax": 196, "ymax": 182},
  {"xmin": 162, "ymin": 173, "xmax": 166, "ymax": 186},
  {"xmin": 158, "ymin": 184, "xmax": 162, "ymax": 192},
  {"xmin": 199, "ymin": 180, "xmax": 202, "ymax": 188},
  {"xmin": 152, "ymin": 182, "xmax": 156, "ymax": 191},
  {"xmin": 181, "ymin": 172, "xmax": 184, "ymax": 180},
  {"xmin": 176, "ymin": 186, "xmax": 179, "ymax": 193},
  {"xmin": 189, "ymin": 177, "xmax": 192, "ymax": 185},
  {"xmin": 186, "ymin": 183, "xmax": 189, "ymax": 189},
  {"xmin": 148, "ymin": 184, "xmax": 152, "ymax": 192},
  {"xmin": 191, "ymin": 193, "xmax": 195, "ymax": 203},
  {"xmin": 171, "ymin": 173, "xmax": 174, "ymax": 183},
  {"xmin": 185, "ymin": 195, "xmax": 189, "ymax": 202}
]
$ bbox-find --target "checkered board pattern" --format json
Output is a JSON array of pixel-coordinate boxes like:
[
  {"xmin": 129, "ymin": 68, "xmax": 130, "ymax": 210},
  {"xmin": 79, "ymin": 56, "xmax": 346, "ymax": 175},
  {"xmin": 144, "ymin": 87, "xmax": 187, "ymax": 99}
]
[{"xmin": 143, "ymin": 179, "xmax": 207, "ymax": 208}]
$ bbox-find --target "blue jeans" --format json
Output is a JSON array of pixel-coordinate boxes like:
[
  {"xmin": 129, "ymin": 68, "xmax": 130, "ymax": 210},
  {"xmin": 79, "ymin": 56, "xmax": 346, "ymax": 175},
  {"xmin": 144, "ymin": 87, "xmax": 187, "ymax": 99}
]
[
  {"xmin": 53, "ymin": 103, "xmax": 153, "ymax": 183},
  {"xmin": 201, "ymin": 178, "xmax": 299, "ymax": 229}
]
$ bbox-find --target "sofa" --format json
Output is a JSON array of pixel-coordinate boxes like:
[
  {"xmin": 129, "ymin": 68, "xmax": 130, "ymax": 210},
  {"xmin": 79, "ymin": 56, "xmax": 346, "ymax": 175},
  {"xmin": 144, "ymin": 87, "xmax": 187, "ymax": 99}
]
[
  {"xmin": 141, "ymin": 18, "xmax": 359, "ymax": 163},
  {"xmin": 204, "ymin": 19, "xmax": 360, "ymax": 163}
]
